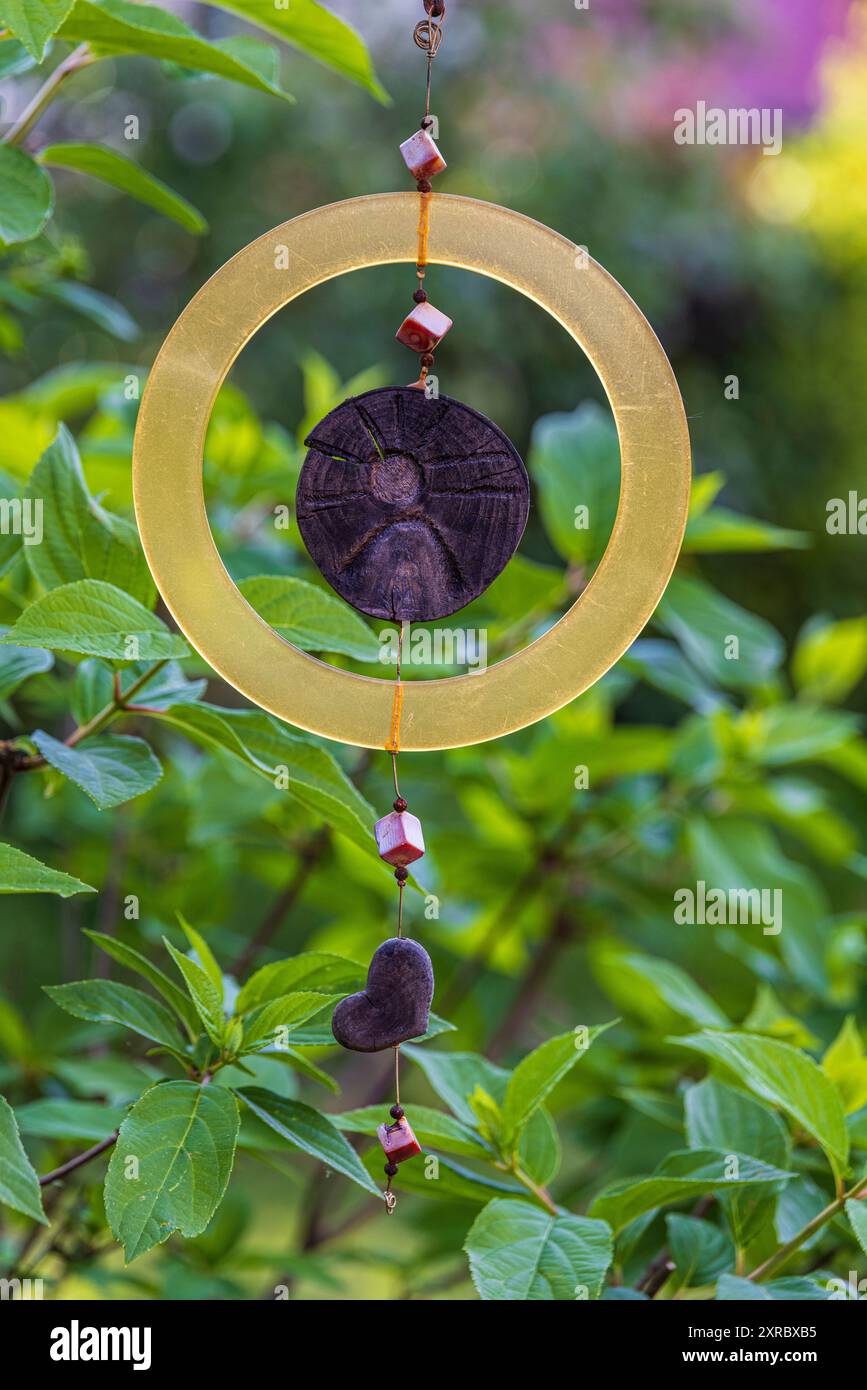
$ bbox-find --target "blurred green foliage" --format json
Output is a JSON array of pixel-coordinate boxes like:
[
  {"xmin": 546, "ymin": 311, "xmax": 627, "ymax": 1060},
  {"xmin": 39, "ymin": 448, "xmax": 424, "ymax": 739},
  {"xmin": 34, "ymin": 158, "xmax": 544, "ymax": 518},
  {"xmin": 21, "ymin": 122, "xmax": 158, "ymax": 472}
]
[{"xmin": 0, "ymin": 0, "xmax": 866, "ymax": 1302}]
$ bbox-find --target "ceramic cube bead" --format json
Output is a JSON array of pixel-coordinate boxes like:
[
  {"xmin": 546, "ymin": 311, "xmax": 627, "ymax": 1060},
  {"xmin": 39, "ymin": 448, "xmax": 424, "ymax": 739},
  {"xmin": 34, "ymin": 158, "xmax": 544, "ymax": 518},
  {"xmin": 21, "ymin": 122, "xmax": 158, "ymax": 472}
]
[
  {"xmin": 374, "ymin": 810, "xmax": 425, "ymax": 867},
  {"xmin": 395, "ymin": 300, "xmax": 453, "ymax": 354},
  {"xmin": 378, "ymin": 1116, "xmax": 422, "ymax": 1164},
  {"xmin": 399, "ymin": 128, "xmax": 447, "ymax": 182}
]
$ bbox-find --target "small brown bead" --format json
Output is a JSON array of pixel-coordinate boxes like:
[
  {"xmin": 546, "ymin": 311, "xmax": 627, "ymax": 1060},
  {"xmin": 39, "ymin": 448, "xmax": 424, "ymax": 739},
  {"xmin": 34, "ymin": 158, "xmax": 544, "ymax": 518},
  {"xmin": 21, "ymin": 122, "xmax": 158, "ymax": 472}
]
[
  {"xmin": 384, "ymin": 1162, "xmax": 399, "ymax": 1177},
  {"xmin": 424, "ymin": 0, "xmax": 445, "ymax": 15},
  {"xmin": 390, "ymin": 1104, "xmax": 405, "ymax": 1120},
  {"xmin": 420, "ymin": 352, "xmax": 435, "ymax": 368},
  {"xmin": 394, "ymin": 866, "xmax": 409, "ymax": 884},
  {"xmin": 416, "ymin": 178, "xmax": 432, "ymax": 194},
  {"xmin": 394, "ymin": 797, "xmax": 409, "ymax": 812},
  {"xmin": 413, "ymin": 288, "xmax": 428, "ymax": 304}
]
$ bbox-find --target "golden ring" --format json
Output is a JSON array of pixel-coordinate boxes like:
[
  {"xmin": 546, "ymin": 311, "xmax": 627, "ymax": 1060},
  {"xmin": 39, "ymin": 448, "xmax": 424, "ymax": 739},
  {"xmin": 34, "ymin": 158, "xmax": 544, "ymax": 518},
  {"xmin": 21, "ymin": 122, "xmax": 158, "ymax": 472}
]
[{"xmin": 133, "ymin": 193, "xmax": 691, "ymax": 751}]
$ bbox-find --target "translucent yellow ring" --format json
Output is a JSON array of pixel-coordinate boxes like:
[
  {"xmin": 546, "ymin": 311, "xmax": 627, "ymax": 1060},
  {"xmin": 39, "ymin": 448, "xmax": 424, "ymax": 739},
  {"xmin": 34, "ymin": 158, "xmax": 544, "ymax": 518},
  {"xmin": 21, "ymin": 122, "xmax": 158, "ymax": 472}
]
[{"xmin": 133, "ymin": 193, "xmax": 690, "ymax": 751}]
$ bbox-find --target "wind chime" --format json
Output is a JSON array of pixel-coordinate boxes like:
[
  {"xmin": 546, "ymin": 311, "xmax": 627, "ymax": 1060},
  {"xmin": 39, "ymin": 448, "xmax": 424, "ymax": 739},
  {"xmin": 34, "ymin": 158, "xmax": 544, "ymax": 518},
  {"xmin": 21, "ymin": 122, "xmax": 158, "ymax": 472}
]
[{"xmin": 133, "ymin": 1, "xmax": 691, "ymax": 1214}]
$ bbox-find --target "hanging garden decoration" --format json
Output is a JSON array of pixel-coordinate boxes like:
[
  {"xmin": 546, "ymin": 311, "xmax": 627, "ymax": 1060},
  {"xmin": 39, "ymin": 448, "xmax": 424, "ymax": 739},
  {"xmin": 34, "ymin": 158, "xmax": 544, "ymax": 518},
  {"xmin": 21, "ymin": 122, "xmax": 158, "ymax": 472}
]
[{"xmin": 133, "ymin": 0, "xmax": 691, "ymax": 1214}]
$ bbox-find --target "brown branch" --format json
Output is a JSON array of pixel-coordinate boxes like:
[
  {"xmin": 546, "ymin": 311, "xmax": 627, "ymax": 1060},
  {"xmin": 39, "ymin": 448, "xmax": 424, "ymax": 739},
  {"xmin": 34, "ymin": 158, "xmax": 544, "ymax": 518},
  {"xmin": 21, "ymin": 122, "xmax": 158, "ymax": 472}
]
[{"xmin": 39, "ymin": 1132, "xmax": 118, "ymax": 1187}]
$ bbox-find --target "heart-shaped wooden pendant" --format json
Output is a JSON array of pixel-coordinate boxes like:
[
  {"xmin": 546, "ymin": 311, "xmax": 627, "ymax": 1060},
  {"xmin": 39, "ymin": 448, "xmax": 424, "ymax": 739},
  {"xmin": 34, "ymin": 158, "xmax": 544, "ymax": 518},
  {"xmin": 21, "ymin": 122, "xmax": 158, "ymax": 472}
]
[{"xmin": 332, "ymin": 937, "xmax": 434, "ymax": 1053}]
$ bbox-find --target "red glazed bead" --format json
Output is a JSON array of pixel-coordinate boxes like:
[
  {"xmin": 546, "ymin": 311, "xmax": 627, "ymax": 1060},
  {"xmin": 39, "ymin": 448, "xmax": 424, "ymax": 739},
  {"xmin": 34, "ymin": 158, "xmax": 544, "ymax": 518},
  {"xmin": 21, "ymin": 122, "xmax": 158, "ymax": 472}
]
[
  {"xmin": 399, "ymin": 128, "xmax": 447, "ymax": 182},
  {"xmin": 378, "ymin": 1116, "xmax": 422, "ymax": 1165},
  {"xmin": 395, "ymin": 300, "xmax": 453, "ymax": 354},
  {"xmin": 374, "ymin": 810, "xmax": 425, "ymax": 867}
]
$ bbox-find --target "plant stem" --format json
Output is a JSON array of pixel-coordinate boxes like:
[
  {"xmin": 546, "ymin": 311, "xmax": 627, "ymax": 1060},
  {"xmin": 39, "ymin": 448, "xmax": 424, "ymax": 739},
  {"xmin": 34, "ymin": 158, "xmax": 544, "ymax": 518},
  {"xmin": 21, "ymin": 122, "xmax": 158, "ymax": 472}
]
[
  {"xmin": 511, "ymin": 1163, "xmax": 558, "ymax": 1215},
  {"xmin": 17, "ymin": 659, "xmax": 169, "ymax": 771},
  {"xmin": 3, "ymin": 44, "xmax": 94, "ymax": 147},
  {"xmin": 39, "ymin": 1131, "xmax": 119, "ymax": 1188},
  {"xmin": 747, "ymin": 1176, "xmax": 867, "ymax": 1283}
]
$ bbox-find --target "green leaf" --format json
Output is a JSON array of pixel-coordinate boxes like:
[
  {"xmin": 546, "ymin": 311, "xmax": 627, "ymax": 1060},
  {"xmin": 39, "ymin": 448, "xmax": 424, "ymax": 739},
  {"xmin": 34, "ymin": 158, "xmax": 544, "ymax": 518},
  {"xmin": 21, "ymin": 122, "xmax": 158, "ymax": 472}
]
[
  {"xmin": 15, "ymin": 1098, "xmax": 126, "ymax": 1140},
  {"xmin": 530, "ymin": 401, "xmax": 619, "ymax": 568},
  {"xmin": 238, "ymin": 574, "xmax": 379, "ymax": 662},
  {"xmin": 845, "ymin": 1198, "xmax": 867, "ymax": 1256},
  {"xmin": 685, "ymin": 1077, "xmax": 791, "ymax": 1245},
  {"xmin": 235, "ymin": 952, "xmax": 363, "ymax": 1014},
  {"xmin": 684, "ymin": 506, "xmax": 809, "ymax": 555},
  {"xmin": 204, "ymin": 0, "xmax": 388, "ymax": 101},
  {"xmin": 31, "ymin": 731, "xmax": 162, "ymax": 810},
  {"xmin": 0, "ymin": 0, "xmax": 74, "ymax": 58},
  {"xmin": 0, "ymin": 1094, "xmax": 46, "ymax": 1223},
  {"xmin": 464, "ymin": 1198, "xmax": 613, "ymax": 1300},
  {"xmin": 0, "ymin": 841, "xmax": 94, "ymax": 896},
  {"xmin": 362, "ymin": 1146, "xmax": 526, "ymax": 1205},
  {"xmin": 666, "ymin": 1214, "xmax": 735, "ymax": 1289},
  {"xmin": 153, "ymin": 703, "xmax": 375, "ymax": 855},
  {"xmin": 0, "ymin": 640, "xmax": 53, "ymax": 700},
  {"xmin": 45, "ymin": 979, "xmax": 188, "ymax": 1052},
  {"xmin": 500, "ymin": 1023, "xmax": 614, "ymax": 1153},
  {"xmin": 164, "ymin": 941, "xmax": 224, "ymax": 1045},
  {"xmin": 83, "ymin": 930, "xmax": 198, "ymax": 1035},
  {"xmin": 175, "ymin": 914, "xmax": 222, "ymax": 993},
  {"xmin": 717, "ymin": 1273, "xmax": 829, "ymax": 1301},
  {"xmin": 822, "ymin": 1017, "xmax": 867, "ymax": 1115},
  {"xmin": 674, "ymin": 1032, "xmax": 849, "ymax": 1183},
  {"xmin": 591, "ymin": 1149, "xmax": 793, "ymax": 1234},
  {"xmin": 331, "ymin": 1103, "xmax": 493, "ymax": 1161},
  {"xmin": 0, "ymin": 145, "xmax": 54, "ymax": 246},
  {"xmin": 72, "ymin": 658, "xmax": 205, "ymax": 722},
  {"xmin": 591, "ymin": 943, "xmax": 729, "ymax": 1031},
  {"xmin": 656, "ymin": 572, "xmax": 784, "ymax": 690},
  {"xmin": 39, "ymin": 143, "xmax": 207, "ymax": 233},
  {"xmin": 236, "ymin": 1087, "xmax": 380, "ymax": 1198},
  {"xmin": 24, "ymin": 425, "xmax": 154, "ymax": 604},
  {"xmin": 240, "ymin": 992, "xmax": 339, "ymax": 1052},
  {"xmin": 104, "ymin": 1080, "xmax": 239, "ymax": 1262},
  {"xmin": 1, "ymin": 579, "xmax": 189, "ymax": 660},
  {"xmin": 793, "ymin": 616, "xmax": 867, "ymax": 704},
  {"xmin": 58, "ymin": 0, "xmax": 296, "ymax": 101},
  {"xmin": 39, "ymin": 279, "xmax": 139, "ymax": 341}
]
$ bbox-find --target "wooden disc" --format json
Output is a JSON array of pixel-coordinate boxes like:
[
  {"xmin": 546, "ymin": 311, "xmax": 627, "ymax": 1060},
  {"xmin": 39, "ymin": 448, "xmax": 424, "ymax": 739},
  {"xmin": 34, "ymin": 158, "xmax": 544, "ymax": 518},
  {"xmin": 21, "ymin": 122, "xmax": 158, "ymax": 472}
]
[{"xmin": 296, "ymin": 386, "xmax": 530, "ymax": 622}]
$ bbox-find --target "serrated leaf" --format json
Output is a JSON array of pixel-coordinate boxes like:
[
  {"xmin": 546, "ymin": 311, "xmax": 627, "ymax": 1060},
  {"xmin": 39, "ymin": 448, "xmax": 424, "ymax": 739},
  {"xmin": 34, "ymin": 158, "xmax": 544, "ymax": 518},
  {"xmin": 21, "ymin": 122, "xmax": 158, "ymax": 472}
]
[
  {"xmin": 240, "ymin": 992, "xmax": 339, "ymax": 1052},
  {"xmin": 0, "ymin": 145, "xmax": 54, "ymax": 246},
  {"xmin": 58, "ymin": 0, "xmax": 295, "ymax": 101},
  {"xmin": 1, "ymin": 579, "xmax": 189, "ymax": 659},
  {"xmin": 236, "ymin": 1086, "xmax": 380, "ymax": 1198},
  {"xmin": 0, "ymin": 640, "xmax": 53, "ymax": 700},
  {"xmin": 235, "ymin": 952, "xmax": 364, "ymax": 1014},
  {"xmin": 0, "ymin": 0, "xmax": 74, "ymax": 58},
  {"xmin": 176, "ymin": 914, "xmax": 222, "ymax": 993},
  {"xmin": 666, "ymin": 1214, "xmax": 735, "ymax": 1289},
  {"xmin": 84, "ymin": 930, "xmax": 198, "ymax": 1035},
  {"xmin": 164, "ymin": 940, "xmax": 224, "ymax": 1045},
  {"xmin": 24, "ymin": 425, "xmax": 153, "ymax": 604},
  {"xmin": 15, "ymin": 1098, "xmax": 126, "ymax": 1140},
  {"xmin": 0, "ymin": 1094, "xmax": 46, "ymax": 1223},
  {"xmin": 500, "ymin": 1023, "xmax": 614, "ymax": 1153},
  {"xmin": 204, "ymin": 0, "xmax": 387, "ymax": 101},
  {"xmin": 0, "ymin": 841, "xmax": 94, "ymax": 896},
  {"xmin": 104, "ymin": 1080, "xmax": 238, "ymax": 1262},
  {"xmin": 656, "ymin": 572, "xmax": 784, "ymax": 690},
  {"xmin": 45, "ymin": 979, "xmax": 187, "ymax": 1052},
  {"xmin": 590, "ymin": 1149, "xmax": 793, "ymax": 1234},
  {"xmin": 39, "ymin": 143, "xmax": 207, "ymax": 233},
  {"xmin": 31, "ymin": 730, "xmax": 162, "ymax": 809},
  {"xmin": 674, "ymin": 1031, "xmax": 849, "ymax": 1183},
  {"xmin": 845, "ymin": 1198, "xmax": 867, "ymax": 1256},
  {"xmin": 822, "ymin": 1016, "xmax": 867, "ymax": 1115},
  {"xmin": 239, "ymin": 574, "xmax": 379, "ymax": 661},
  {"xmin": 153, "ymin": 703, "xmax": 375, "ymax": 855},
  {"xmin": 465, "ymin": 1198, "xmax": 613, "ymax": 1300}
]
